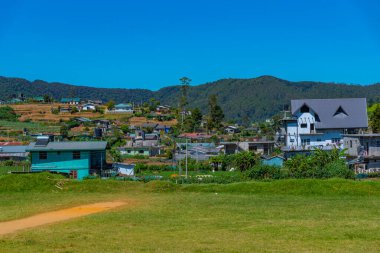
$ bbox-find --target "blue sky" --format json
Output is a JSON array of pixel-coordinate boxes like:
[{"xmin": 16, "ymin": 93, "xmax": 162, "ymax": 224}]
[{"xmin": 1, "ymin": 0, "xmax": 379, "ymax": 89}]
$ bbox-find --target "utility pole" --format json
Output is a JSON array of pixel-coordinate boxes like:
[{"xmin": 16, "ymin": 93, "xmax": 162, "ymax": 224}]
[{"xmin": 185, "ymin": 137, "xmax": 188, "ymax": 178}]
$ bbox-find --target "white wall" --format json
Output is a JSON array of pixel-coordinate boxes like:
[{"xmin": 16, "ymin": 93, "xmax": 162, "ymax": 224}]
[{"xmin": 286, "ymin": 110, "xmax": 342, "ymax": 148}]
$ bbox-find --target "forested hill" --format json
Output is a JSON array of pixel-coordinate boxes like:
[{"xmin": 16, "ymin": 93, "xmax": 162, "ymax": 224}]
[{"xmin": 1, "ymin": 75, "xmax": 379, "ymax": 122}]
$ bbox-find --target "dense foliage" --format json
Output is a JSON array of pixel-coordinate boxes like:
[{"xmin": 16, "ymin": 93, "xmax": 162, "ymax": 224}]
[
  {"xmin": 283, "ymin": 149, "xmax": 354, "ymax": 179},
  {"xmin": 368, "ymin": 103, "xmax": 380, "ymax": 133},
  {"xmin": 0, "ymin": 106, "xmax": 19, "ymax": 121}
]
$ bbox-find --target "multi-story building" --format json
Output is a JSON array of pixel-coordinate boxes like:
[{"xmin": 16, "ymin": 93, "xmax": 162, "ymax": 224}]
[{"xmin": 283, "ymin": 98, "xmax": 368, "ymax": 149}]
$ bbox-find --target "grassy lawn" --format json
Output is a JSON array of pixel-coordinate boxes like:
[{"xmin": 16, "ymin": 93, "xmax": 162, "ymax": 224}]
[{"xmin": 0, "ymin": 174, "xmax": 379, "ymax": 252}]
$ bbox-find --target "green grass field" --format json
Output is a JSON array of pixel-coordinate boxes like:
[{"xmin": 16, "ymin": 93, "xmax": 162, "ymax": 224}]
[
  {"xmin": 0, "ymin": 173, "xmax": 379, "ymax": 252},
  {"xmin": 0, "ymin": 120, "xmax": 60, "ymax": 133},
  {"xmin": 0, "ymin": 166, "xmax": 25, "ymax": 175}
]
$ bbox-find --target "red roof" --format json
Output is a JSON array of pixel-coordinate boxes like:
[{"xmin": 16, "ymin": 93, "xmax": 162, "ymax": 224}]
[
  {"xmin": 178, "ymin": 133, "xmax": 212, "ymax": 139},
  {"xmin": 0, "ymin": 142, "xmax": 24, "ymax": 146}
]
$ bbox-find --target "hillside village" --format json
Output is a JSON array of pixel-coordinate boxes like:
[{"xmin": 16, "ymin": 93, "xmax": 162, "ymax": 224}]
[{"xmin": 0, "ymin": 91, "xmax": 380, "ymax": 181}]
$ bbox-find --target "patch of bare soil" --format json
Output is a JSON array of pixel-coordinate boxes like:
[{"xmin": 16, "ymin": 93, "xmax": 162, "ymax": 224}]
[{"xmin": 0, "ymin": 201, "xmax": 126, "ymax": 236}]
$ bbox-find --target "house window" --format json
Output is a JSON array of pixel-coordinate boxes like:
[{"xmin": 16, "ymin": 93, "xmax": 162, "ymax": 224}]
[
  {"xmin": 249, "ymin": 146, "xmax": 258, "ymax": 152},
  {"xmin": 73, "ymin": 151, "xmax": 81, "ymax": 160},
  {"xmin": 310, "ymin": 124, "xmax": 315, "ymax": 131},
  {"xmin": 333, "ymin": 106, "xmax": 348, "ymax": 117},
  {"xmin": 127, "ymin": 150, "xmax": 131, "ymax": 154},
  {"xmin": 301, "ymin": 139, "xmax": 310, "ymax": 145},
  {"xmin": 350, "ymin": 140, "xmax": 352, "ymax": 148},
  {"xmin": 39, "ymin": 151, "xmax": 47, "ymax": 160},
  {"xmin": 300, "ymin": 123, "xmax": 307, "ymax": 128},
  {"xmin": 300, "ymin": 104, "xmax": 309, "ymax": 113},
  {"xmin": 376, "ymin": 141, "xmax": 380, "ymax": 147},
  {"xmin": 332, "ymin": 138, "xmax": 340, "ymax": 143},
  {"xmin": 317, "ymin": 139, "xmax": 321, "ymax": 142},
  {"xmin": 139, "ymin": 150, "xmax": 144, "ymax": 154}
]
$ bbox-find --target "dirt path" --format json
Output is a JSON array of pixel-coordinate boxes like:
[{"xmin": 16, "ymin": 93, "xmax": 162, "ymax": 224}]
[{"xmin": 0, "ymin": 201, "xmax": 126, "ymax": 236}]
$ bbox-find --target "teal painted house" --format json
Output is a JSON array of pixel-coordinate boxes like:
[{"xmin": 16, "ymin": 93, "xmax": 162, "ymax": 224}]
[{"xmin": 27, "ymin": 137, "xmax": 107, "ymax": 179}]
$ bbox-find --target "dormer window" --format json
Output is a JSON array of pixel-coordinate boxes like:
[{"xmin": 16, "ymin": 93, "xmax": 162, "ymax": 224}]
[
  {"xmin": 333, "ymin": 106, "xmax": 348, "ymax": 117},
  {"xmin": 300, "ymin": 104, "xmax": 309, "ymax": 113}
]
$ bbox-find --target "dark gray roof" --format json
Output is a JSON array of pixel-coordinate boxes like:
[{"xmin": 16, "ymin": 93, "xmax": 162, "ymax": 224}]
[
  {"xmin": 27, "ymin": 141, "xmax": 107, "ymax": 151},
  {"xmin": 291, "ymin": 98, "xmax": 368, "ymax": 129},
  {"xmin": 141, "ymin": 123, "xmax": 159, "ymax": 128}
]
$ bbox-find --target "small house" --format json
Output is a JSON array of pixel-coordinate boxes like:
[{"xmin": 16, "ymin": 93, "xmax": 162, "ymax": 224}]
[
  {"xmin": 225, "ymin": 126, "xmax": 241, "ymax": 134},
  {"xmin": 0, "ymin": 145, "xmax": 29, "ymax": 161},
  {"xmin": 113, "ymin": 163, "xmax": 135, "ymax": 176},
  {"xmin": 119, "ymin": 146, "xmax": 160, "ymax": 156},
  {"xmin": 27, "ymin": 137, "xmax": 107, "ymax": 179},
  {"xmin": 33, "ymin": 97, "xmax": 45, "ymax": 103},
  {"xmin": 156, "ymin": 105, "xmax": 171, "ymax": 114},
  {"xmin": 61, "ymin": 98, "xmax": 81, "ymax": 105},
  {"xmin": 114, "ymin": 103, "xmax": 133, "ymax": 113},
  {"xmin": 343, "ymin": 134, "xmax": 380, "ymax": 173},
  {"xmin": 221, "ymin": 140, "xmax": 275, "ymax": 155},
  {"xmin": 81, "ymin": 103, "xmax": 96, "ymax": 111}
]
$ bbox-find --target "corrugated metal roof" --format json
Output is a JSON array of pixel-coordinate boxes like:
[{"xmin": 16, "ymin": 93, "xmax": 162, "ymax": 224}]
[
  {"xmin": 0, "ymin": 146, "xmax": 28, "ymax": 153},
  {"xmin": 115, "ymin": 103, "xmax": 132, "ymax": 108},
  {"xmin": 26, "ymin": 141, "xmax": 107, "ymax": 151},
  {"xmin": 291, "ymin": 98, "xmax": 368, "ymax": 129}
]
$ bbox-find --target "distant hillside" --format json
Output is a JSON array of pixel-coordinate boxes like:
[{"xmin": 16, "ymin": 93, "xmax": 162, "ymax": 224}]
[{"xmin": 1, "ymin": 75, "xmax": 380, "ymax": 122}]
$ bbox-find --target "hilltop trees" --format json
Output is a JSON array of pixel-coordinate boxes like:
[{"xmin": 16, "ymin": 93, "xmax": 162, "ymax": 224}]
[
  {"xmin": 207, "ymin": 94, "xmax": 224, "ymax": 130},
  {"xmin": 182, "ymin": 107, "xmax": 203, "ymax": 132},
  {"xmin": 369, "ymin": 103, "xmax": 380, "ymax": 133},
  {"xmin": 179, "ymin": 77, "xmax": 191, "ymax": 110}
]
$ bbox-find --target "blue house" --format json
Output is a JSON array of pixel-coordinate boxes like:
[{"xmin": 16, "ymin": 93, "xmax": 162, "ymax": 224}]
[{"xmin": 27, "ymin": 137, "xmax": 107, "ymax": 179}]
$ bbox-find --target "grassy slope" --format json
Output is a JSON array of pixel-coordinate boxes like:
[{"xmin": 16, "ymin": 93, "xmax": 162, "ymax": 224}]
[{"xmin": 0, "ymin": 174, "xmax": 379, "ymax": 252}]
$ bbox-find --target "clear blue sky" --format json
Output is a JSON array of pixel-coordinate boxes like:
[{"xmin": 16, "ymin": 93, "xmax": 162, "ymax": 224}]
[{"xmin": 1, "ymin": 0, "xmax": 379, "ymax": 89}]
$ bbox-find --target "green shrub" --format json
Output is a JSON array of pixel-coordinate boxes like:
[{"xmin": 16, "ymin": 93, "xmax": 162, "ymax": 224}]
[
  {"xmin": 0, "ymin": 106, "xmax": 19, "ymax": 121},
  {"xmin": 325, "ymin": 160, "xmax": 355, "ymax": 179},
  {"xmin": 284, "ymin": 149, "xmax": 353, "ymax": 179},
  {"xmin": 245, "ymin": 164, "xmax": 283, "ymax": 180},
  {"xmin": 135, "ymin": 164, "xmax": 175, "ymax": 173},
  {"xmin": 368, "ymin": 172, "xmax": 380, "ymax": 178},
  {"xmin": 4, "ymin": 160, "xmax": 14, "ymax": 166}
]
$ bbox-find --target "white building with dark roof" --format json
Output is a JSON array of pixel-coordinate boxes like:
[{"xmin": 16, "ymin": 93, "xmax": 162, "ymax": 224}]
[{"xmin": 284, "ymin": 98, "xmax": 368, "ymax": 148}]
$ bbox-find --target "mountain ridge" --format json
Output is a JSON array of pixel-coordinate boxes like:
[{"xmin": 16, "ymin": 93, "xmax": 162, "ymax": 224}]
[{"xmin": 1, "ymin": 75, "xmax": 379, "ymax": 122}]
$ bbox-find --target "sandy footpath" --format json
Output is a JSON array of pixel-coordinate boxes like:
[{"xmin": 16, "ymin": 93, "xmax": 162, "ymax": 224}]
[{"xmin": 0, "ymin": 201, "xmax": 126, "ymax": 236}]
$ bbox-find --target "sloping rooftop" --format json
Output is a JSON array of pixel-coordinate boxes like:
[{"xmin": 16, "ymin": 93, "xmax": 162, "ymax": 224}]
[
  {"xmin": 27, "ymin": 141, "xmax": 107, "ymax": 151},
  {"xmin": 291, "ymin": 98, "xmax": 368, "ymax": 129},
  {"xmin": 61, "ymin": 98, "xmax": 81, "ymax": 102},
  {"xmin": 115, "ymin": 103, "xmax": 132, "ymax": 108},
  {"xmin": 0, "ymin": 146, "xmax": 28, "ymax": 153}
]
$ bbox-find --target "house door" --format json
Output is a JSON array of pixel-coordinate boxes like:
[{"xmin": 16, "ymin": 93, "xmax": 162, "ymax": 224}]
[
  {"xmin": 310, "ymin": 124, "xmax": 315, "ymax": 133},
  {"xmin": 70, "ymin": 170, "xmax": 78, "ymax": 179}
]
